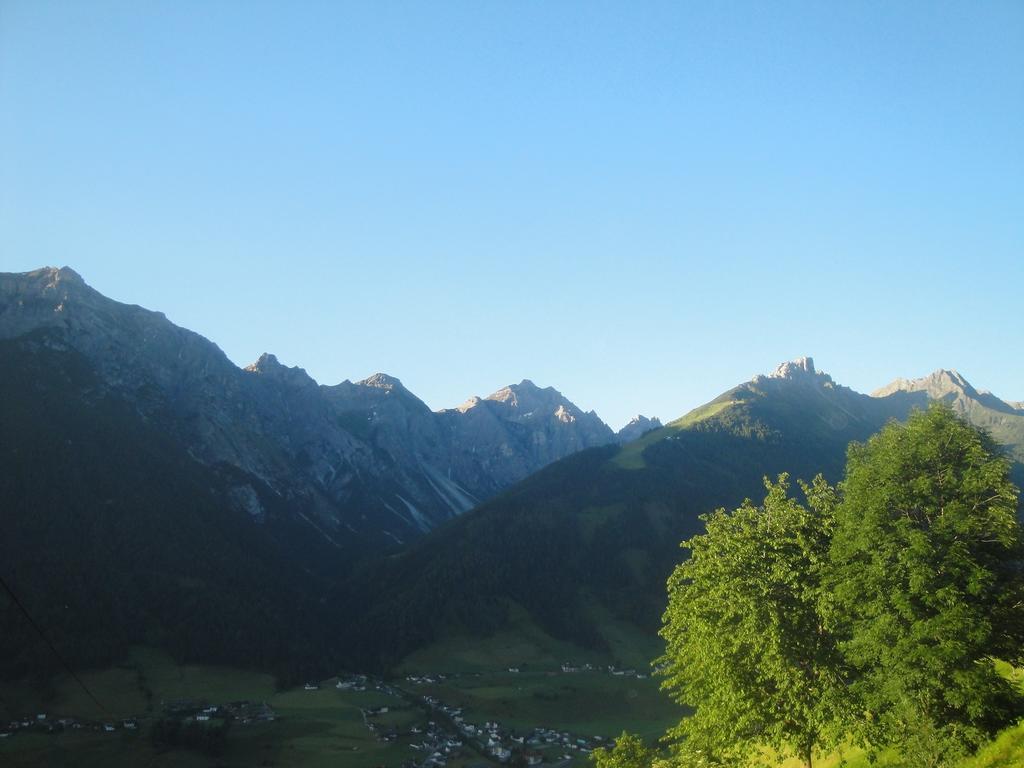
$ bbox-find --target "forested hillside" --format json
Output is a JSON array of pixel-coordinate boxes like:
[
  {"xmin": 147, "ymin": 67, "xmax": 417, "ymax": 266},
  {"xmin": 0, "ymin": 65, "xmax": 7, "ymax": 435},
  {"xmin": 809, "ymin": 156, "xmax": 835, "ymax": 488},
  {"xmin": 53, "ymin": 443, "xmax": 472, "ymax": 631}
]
[
  {"xmin": 334, "ymin": 360, "xmax": 1024, "ymax": 671},
  {"xmin": 0, "ymin": 332, "xmax": 348, "ymax": 683}
]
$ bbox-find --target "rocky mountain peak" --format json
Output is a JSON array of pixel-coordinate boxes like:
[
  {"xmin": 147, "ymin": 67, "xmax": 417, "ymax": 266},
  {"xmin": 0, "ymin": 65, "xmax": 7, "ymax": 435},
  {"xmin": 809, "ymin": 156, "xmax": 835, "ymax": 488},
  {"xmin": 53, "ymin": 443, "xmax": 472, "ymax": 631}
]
[
  {"xmin": 3, "ymin": 266, "xmax": 92, "ymax": 307},
  {"xmin": 750, "ymin": 356, "xmax": 834, "ymax": 388},
  {"xmin": 616, "ymin": 415, "xmax": 663, "ymax": 444},
  {"xmin": 485, "ymin": 379, "xmax": 553, "ymax": 406},
  {"xmin": 454, "ymin": 395, "xmax": 484, "ymax": 413},
  {"xmin": 871, "ymin": 369, "xmax": 977, "ymax": 400},
  {"xmin": 244, "ymin": 353, "xmax": 317, "ymax": 389},
  {"xmin": 359, "ymin": 372, "xmax": 406, "ymax": 392},
  {"xmin": 770, "ymin": 356, "xmax": 817, "ymax": 379},
  {"xmin": 871, "ymin": 369, "xmax": 1024, "ymax": 421},
  {"xmin": 441, "ymin": 379, "xmax": 616, "ymax": 447},
  {"xmin": 626, "ymin": 414, "xmax": 661, "ymax": 427},
  {"xmin": 33, "ymin": 265, "xmax": 86, "ymax": 288},
  {"xmin": 245, "ymin": 352, "xmax": 283, "ymax": 372}
]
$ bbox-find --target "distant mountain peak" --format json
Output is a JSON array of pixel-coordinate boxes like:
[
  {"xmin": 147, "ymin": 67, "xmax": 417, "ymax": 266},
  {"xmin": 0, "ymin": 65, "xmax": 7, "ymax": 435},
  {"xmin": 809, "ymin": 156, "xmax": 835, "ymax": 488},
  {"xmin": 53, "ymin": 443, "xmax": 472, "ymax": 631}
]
[
  {"xmin": 770, "ymin": 356, "xmax": 817, "ymax": 379},
  {"xmin": 450, "ymin": 380, "xmax": 613, "ymax": 441},
  {"xmin": 625, "ymin": 414, "xmax": 662, "ymax": 428},
  {"xmin": 246, "ymin": 352, "xmax": 282, "ymax": 371},
  {"xmin": 616, "ymin": 414, "xmax": 663, "ymax": 444},
  {"xmin": 750, "ymin": 356, "xmax": 834, "ymax": 388},
  {"xmin": 486, "ymin": 379, "xmax": 555, "ymax": 404},
  {"xmin": 454, "ymin": 395, "xmax": 483, "ymax": 413},
  {"xmin": 26, "ymin": 265, "xmax": 84, "ymax": 285},
  {"xmin": 872, "ymin": 368, "xmax": 977, "ymax": 399},
  {"xmin": 871, "ymin": 369, "xmax": 1024, "ymax": 421},
  {"xmin": 359, "ymin": 372, "xmax": 406, "ymax": 391},
  {"xmin": 244, "ymin": 353, "xmax": 317, "ymax": 388},
  {"xmin": 14, "ymin": 266, "xmax": 92, "ymax": 301}
]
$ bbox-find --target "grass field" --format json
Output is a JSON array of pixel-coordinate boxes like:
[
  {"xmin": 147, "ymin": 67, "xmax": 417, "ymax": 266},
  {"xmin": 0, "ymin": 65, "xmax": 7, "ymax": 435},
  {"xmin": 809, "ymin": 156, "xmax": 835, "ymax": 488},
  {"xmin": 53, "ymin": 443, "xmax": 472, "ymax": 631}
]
[
  {"xmin": 414, "ymin": 669, "xmax": 681, "ymax": 743},
  {"xmin": 399, "ymin": 603, "xmax": 665, "ymax": 675},
  {"xmin": 398, "ymin": 604, "xmax": 625, "ymax": 674},
  {"xmin": 0, "ymin": 648, "xmax": 417, "ymax": 768},
  {"xmin": 613, "ymin": 399, "xmax": 736, "ymax": 470}
]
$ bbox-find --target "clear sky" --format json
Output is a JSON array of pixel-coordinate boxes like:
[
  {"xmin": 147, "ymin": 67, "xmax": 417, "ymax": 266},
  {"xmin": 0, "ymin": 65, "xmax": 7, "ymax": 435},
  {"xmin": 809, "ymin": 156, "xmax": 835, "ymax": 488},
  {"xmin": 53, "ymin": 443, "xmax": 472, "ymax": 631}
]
[{"xmin": 2, "ymin": 1, "xmax": 1021, "ymax": 428}]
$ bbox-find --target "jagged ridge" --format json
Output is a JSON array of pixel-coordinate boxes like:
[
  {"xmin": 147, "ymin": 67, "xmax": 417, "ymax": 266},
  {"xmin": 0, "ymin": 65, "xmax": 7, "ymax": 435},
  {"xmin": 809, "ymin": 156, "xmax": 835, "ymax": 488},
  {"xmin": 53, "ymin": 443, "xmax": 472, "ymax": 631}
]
[{"xmin": 0, "ymin": 266, "xmax": 620, "ymax": 547}]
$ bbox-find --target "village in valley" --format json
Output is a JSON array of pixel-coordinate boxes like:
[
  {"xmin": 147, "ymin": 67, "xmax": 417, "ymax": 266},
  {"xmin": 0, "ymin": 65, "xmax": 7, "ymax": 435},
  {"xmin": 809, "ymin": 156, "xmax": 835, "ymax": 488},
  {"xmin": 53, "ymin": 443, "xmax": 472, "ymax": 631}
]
[
  {"xmin": 0, "ymin": 656, "xmax": 667, "ymax": 768},
  {"xmin": 308, "ymin": 661, "xmax": 658, "ymax": 768}
]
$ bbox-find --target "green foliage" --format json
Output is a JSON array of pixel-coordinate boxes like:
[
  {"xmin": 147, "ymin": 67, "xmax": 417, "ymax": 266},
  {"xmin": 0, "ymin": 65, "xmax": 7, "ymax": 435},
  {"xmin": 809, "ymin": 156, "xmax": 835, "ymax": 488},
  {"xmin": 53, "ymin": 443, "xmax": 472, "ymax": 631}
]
[
  {"xmin": 591, "ymin": 731, "xmax": 659, "ymax": 768},
  {"xmin": 826, "ymin": 404, "xmax": 1024, "ymax": 764},
  {"xmin": 658, "ymin": 474, "xmax": 847, "ymax": 767},
  {"xmin": 961, "ymin": 718, "xmax": 1024, "ymax": 768}
]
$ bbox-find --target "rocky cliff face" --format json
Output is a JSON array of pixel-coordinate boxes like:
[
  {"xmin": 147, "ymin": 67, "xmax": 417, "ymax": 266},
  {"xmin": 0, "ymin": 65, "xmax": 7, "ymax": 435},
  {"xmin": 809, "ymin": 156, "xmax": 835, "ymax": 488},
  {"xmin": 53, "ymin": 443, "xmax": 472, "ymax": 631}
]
[
  {"xmin": 0, "ymin": 266, "xmax": 619, "ymax": 546},
  {"xmin": 324, "ymin": 374, "xmax": 618, "ymax": 506},
  {"xmin": 322, "ymin": 371, "xmax": 482, "ymax": 525},
  {"xmin": 436, "ymin": 380, "xmax": 617, "ymax": 496}
]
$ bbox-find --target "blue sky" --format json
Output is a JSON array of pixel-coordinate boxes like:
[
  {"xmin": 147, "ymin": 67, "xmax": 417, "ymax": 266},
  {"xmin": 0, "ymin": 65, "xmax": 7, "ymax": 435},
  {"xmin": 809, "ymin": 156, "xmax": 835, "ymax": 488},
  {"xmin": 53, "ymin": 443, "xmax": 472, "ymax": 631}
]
[{"xmin": 2, "ymin": 1, "xmax": 1021, "ymax": 428}]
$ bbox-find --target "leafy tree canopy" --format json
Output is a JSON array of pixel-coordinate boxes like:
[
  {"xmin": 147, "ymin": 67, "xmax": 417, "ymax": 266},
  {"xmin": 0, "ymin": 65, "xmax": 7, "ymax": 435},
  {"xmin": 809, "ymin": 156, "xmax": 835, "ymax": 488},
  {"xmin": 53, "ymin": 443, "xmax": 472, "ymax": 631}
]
[
  {"xmin": 826, "ymin": 403, "xmax": 1024, "ymax": 762},
  {"xmin": 658, "ymin": 474, "xmax": 846, "ymax": 768},
  {"xmin": 591, "ymin": 731, "xmax": 661, "ymax": 768}
]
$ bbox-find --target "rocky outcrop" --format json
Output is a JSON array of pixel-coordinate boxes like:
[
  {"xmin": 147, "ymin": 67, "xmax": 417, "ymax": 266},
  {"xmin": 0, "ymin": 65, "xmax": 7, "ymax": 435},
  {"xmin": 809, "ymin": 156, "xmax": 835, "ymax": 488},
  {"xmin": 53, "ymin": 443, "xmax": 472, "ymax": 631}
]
[
  {"xmin": 756, "ymin": 356, "xmax": 836, "ymax": 388},
  {"xmin": 769, "ymin": 356, "xmax": 818, "ymax": 379}
]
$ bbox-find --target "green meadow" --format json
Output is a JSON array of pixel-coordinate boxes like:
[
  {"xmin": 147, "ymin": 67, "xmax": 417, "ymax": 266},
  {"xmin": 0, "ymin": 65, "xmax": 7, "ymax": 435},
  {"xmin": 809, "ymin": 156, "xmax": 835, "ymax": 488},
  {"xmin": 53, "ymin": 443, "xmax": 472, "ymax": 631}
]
[
  {"xmin": 0, "ymin": 648, "xmax": 412, "ymax": 768},
  {"xmin": 413, "ymin": 669, "xmax": 679, "ymax": 743}
]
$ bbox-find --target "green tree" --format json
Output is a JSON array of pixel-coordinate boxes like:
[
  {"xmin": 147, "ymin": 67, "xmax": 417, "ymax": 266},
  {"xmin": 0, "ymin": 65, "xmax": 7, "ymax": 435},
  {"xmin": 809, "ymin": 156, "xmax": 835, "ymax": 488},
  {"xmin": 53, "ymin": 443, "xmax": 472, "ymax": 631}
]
[
  {"xmin": 658, "ymin": 474, "xmax": 847, "ymax": 768},
  {"xmin": 591, "ymin": 731, "xmax": 659, "ymax": 768},
  {"xmin": 826, "ymin": 404, "xmax": 1024, "ymax": 765}
]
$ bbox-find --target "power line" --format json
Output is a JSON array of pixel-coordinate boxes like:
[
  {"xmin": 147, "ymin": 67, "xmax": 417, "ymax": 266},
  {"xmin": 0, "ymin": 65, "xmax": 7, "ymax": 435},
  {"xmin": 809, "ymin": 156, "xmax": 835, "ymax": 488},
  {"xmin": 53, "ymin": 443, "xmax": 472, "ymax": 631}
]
[{"xmin": 0, "ymin": 571, "xmax": 112, "ymax": 720}]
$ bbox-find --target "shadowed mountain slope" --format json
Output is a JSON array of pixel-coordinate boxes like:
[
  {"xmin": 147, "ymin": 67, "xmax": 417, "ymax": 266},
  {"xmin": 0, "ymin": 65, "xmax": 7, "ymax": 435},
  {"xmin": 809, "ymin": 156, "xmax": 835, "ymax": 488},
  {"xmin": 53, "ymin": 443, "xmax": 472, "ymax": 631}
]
[
  {"xmin": 0, "ymin": 266, "xmax": 618, "ymax": 680},
  {"xmin": 334, "ymin": 358, "xmax": 1024, "ymax": 670},
  {"xmin": 0, "ymin": 332, "xmax": 347, "ymax": 682},
  {"xmin": 0, "ymin": 266, "xmax": 616, "ymax": 548}
]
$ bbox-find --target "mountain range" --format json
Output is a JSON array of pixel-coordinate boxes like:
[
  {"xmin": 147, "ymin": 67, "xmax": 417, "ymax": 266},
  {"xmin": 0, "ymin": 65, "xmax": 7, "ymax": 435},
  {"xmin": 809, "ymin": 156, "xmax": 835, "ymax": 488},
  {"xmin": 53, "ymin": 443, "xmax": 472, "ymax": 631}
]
[
  {"xmin": 332, "ymin": 356, "xmax": 1024, "ymax": 670},
  {"xmin": 0, "ymin": 267, "xmax": 637, "ymax": 550},
  {"xmin": 1, "ymin": 266, "xmax": 1022, "ymax": 680}
]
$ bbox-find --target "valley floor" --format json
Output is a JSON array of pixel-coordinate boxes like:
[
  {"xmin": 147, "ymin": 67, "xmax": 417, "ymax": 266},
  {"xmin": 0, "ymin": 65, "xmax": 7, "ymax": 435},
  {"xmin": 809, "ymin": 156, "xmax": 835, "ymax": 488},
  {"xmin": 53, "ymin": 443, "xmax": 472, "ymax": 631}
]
[
  {"xmin": 1, "ymin": 647, "xmax": 1021, "ymax": 768},
  {"xmin": 0, "ymin": 646, "xmax": 677, "ymax": 768}
]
